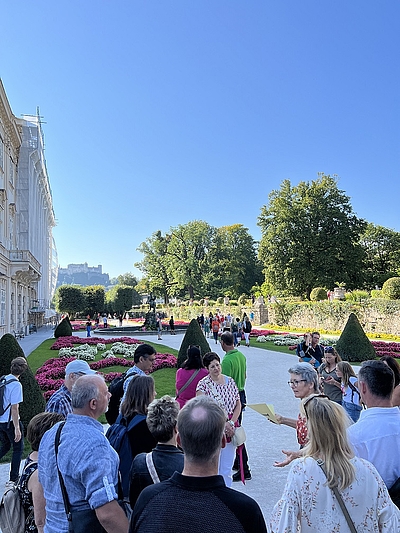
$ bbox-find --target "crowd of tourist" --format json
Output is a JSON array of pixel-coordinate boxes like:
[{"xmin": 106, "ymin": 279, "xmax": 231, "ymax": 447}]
[{"xmin": 1, "ymin": 327, "xmax": 400, "ymax": 532}]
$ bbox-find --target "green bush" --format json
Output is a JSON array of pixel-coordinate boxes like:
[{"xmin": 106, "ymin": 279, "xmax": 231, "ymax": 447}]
[
  {"xmin": 177, "ymin": 319, "xmax": 211, "ymax": 367},
  {"xmin": 0, "ymin": 334, "xmax": 45, "ymax": 432},
  {"xmin": 371, "ymin": 289, "xmax": 384, "ymax": 299},
  {"xmin": 382, "ymin": 277, "xmax": 400, "ymax": 300},
  {"xmin": 54, "ymin": 318, "xmax": 73, "ymax": 338},
  {"xmin": 345, "ymin": 290, "xmax": 370, "ymax": 302},
  {"xmin": 238, "ymin": 294, "xmax": 248, "ymax": 305},
  {"xmin": 335, "ymin": 313, "xmax": 376, "ymax": 362},
  {"xmin": 216, "ymin": 297, "xmax": 224, "ymax": 305},
  {"xmin": 310, "ymin": 288, "xmax": 327, "ymax": 301}
]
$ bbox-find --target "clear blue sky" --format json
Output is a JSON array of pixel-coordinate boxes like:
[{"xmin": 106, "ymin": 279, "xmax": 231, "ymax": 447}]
[{"xmin": 2, "ymin": 1, "xmax": 399, "ymax": 279}]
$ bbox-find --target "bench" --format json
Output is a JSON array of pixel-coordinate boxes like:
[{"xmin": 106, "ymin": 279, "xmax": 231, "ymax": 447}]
[{"xmin": 13, "ymin": 330, "xmax": 24, "ymax": 339}]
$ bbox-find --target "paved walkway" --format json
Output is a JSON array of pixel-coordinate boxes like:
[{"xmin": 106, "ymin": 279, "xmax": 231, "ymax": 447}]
[{"xmin": 1, "ymin": 327, "xmax": 303, "ymax": 522}]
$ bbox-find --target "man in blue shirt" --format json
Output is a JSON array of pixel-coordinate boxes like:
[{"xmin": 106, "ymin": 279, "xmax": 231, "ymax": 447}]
[
  {"xmin": 121, "ymin": 344, "xmax": 156, "ymax": 403},
  {"xmin": 45, "ymin": 359, "xmax": 97, "ymax": 418},
  {"xmin": 39, "ymin": 375, "xmax": 128, "ymax": 533}
]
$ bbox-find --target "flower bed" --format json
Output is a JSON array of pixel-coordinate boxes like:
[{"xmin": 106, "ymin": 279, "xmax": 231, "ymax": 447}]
[
  {"xmin": 371, "ymin": 341, "xmax": 400, "ymax": 358},
  {"xmin": 37, "ymin": 352, "xmax": 177, "ymax": 400},
  {"xmin": 51, "ymin": 336, "xmax": 143, "ymax": 350}
]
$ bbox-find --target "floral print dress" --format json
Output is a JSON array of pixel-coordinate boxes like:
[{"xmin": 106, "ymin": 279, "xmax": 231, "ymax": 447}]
[
  {"xmin": 18, "ymin": 456, "xmax": 37, "ymax": 533},
  {"xmin": 269, "ymin": 456, "xmax": 400, "ymax": 532}
]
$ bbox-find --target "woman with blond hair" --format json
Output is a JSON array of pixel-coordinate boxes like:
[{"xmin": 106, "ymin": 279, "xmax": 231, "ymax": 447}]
[
  {"xmin": 270, "ymin": 396, "xmax": 400, "ymax": 532},
  {"xmin": 337, "ymin": 361, "xmax": 362, "ymax": 422}
]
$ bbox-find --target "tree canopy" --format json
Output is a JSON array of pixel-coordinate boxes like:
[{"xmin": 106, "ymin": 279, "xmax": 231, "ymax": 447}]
[
  {"xmin": 258, "ymin": 174, "xmax": 366, "ymax": 299},
  {"xmin": 136, "ymin": 222, "xmax": 262, "ymax": 300}
]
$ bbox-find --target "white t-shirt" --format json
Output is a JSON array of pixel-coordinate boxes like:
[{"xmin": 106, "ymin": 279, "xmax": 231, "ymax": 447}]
[
  {"xmin": 347, "ymin": 407, "xmax": 400, "ymax": 488},
  {"xmin": 342, "ymin": 376, "xmax": 361, "ymax": 406},
  {"xmin": 0, "ymin": 374, "xmax": 22, "ymax": 423}
]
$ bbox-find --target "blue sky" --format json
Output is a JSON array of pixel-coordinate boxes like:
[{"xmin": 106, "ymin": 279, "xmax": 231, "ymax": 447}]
[{"xmin": 1, "ymin": 1, "xmax": 399, "ymax": 279}]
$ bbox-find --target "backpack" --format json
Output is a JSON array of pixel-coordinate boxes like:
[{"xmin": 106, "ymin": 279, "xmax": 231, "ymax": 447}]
[
  {"xmin": 231, "ymin": 323, "xmax": 238, "ymax": 333},
  {"xmin": 105, "ymin": 413, "xmax": 146, "ymax": 499},
  {"xmin": 0, "ymin": 376, "xmax": 18, "ymax": 417},
  {"xmin": 0, "ymin": 482, "xmax": 25, "ymax": 533},
  {"xmin": 105, "ymin": 371, "xmax": 130, "ymax": 425}
]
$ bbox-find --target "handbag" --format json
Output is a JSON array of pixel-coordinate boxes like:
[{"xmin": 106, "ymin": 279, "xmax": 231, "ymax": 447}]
[
  {"xmin": 54, "ymin": 423, "xmax": 106, "ymax": 533},
  {"xmin": 231, "ymin": 424, "xmax": 246, "ymax": 447},
  {"xmin": 316, "ymin": 459, "xmax": 357, "ymax": 533}
]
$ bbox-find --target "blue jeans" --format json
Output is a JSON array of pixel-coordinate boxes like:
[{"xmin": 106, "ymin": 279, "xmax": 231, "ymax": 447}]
[
  {"xmin": 343, "ymin": 400, "xmax": 362, "ymax": 423},
  {"xmin": 0, "ymin": 420, "xmax": 24, "ymax": 481}
]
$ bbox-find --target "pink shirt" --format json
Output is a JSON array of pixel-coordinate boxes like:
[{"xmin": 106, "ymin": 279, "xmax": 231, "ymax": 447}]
[{"xmin": 175, "ymin": 368, "xmax": 208, "ymax": 409}]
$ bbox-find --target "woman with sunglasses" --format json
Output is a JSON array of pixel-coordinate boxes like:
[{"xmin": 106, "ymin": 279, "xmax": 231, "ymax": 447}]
[
  {"xmin": 270, "ymin": 395, "xmax": 400, "ymax": 532},
  {"xmin": 273, "ymin": 363, "xmax": 320, "ymax": 466},
  {"xmin": 175, "ymin": 346, "xmax": 208, "ymax": 409}
]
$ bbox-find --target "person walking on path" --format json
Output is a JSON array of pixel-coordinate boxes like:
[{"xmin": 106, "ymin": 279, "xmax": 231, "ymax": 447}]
[
  {"xmin": 220, "ymin": 331, "xmax": 251, "ymax": 481},
  {"xmin": 243, "ymin": 317, "xmax": 252, "ymax": 347},
  {"xmin": 0, "ymin": 356, "xmax": 28, "ymax": 484}
]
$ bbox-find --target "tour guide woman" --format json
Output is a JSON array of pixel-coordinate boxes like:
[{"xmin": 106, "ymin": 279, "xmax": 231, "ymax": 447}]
[
  {"xmin": 196, "ymin": 352, "xmax": 241, "ymax": 487},
  {"xmin": 270, "ymin": 395, "xmax": 400, "ymax": 532},
  {"xmin": 273, "ymin": 362, "xmax": 321, "ymax": 467}
]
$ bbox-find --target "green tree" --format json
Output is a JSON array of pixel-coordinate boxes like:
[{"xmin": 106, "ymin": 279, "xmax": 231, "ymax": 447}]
[
  {"xmin": 382, "ymin": 277, "xmax": 400, "ymax": 300},
  {"xmin": 82, "ymin": 285, "xmax": 105, "ymax": 317},
  {"xmin": 136, "ymin": 231, "xmax": 175, "ymax": 303},
  {"xmin": 359, "ymin": 223, "xmax": 400, "ymax": 288},
  {"xmin": 0, "ymin": 334, "xmax": 45, "ymax": 432},
  {"xmin": 206, "ymin": 224, "xmax": 263, "ymax": 298},
  {"xmin": 54, "ymin": 285, "xmax": 85, "ymax": 316},
  {"xmin": 106, "ymin": 286, "xmax": 134, "ymax": 314},
  {"xmin": 258, "ymin": 174, "xmax": 365, "ymax": 299}
]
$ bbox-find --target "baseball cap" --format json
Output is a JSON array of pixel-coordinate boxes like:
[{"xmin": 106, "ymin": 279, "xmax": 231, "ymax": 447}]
[{"xmin": 65, "ymin": 360, "xmax": 97, "ymax": 376}]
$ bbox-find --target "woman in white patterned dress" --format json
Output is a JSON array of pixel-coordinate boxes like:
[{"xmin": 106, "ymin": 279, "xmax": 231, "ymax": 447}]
[
  {"xmin": 196, "ymin": 352, "xmax": 241, "ymax": 487},
  {"xmin": 270, "ymin": 395, "xmax": 400, "ymax": 532}
]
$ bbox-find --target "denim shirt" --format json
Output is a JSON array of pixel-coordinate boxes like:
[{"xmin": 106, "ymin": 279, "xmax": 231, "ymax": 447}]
[{"xmin": 38, "ymin": 414, "xmax": 119, "ymax": 533}]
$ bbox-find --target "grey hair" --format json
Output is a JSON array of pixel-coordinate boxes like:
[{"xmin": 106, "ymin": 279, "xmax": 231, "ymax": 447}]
[
  {"xmin": 288, "ymin": 362, "xmax": 319, "ymax": 393},
  {"xmin": 177, "ymin": 396, "xmax": 225, "ymax": 463},
  {"xmin": 71, "ymin": 375, "xmax": 104, "ymax": 409},
  {"xmin": 146, "ymin": 395, "xmax": 179, "ymax": 442}
]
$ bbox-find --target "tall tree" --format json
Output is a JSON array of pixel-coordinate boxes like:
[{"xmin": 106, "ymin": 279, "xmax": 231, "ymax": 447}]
[
  {"xmin": 117, "ymin": 272, "xmax": 138, "ymax": 287},
  {"xmin": 207, "ymin": 224, "xmax": 263, "ymax": 298},
  {"xmin": 135, "ymin": 231, "xmax": 175, "ymax": 303},
  {"xmin": 258, "ymin": 174, "xmax": 365, "ymax": 298},
  {"xmin": 106, "ymin": 286, "xmax": 134, "ymax": 314},
  {"xmin": 359, "ymin": 223, "xmax": 400, "ymax": 288},
  {"xmin": 166, "ymin": 221, "xmax": 215, "ymax": 299},
  {"xmin": 54, "ymin": 285, "xmax": 85, "ymax": 317},
  {"xmin": 82, "ymin": 285, "xmax": 105, "ymax": 316}
]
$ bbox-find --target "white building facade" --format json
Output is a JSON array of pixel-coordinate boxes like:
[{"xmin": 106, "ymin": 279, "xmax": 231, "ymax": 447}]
[{"xmin": 0, "ymin": 79, "xmax": 57, "ymax": 335}]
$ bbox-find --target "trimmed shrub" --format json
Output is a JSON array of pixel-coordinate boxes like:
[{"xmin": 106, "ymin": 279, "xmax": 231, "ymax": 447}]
[
  {"xmin": 0, "ymin": 334, "xmax": 45, "ymax": 432},
  {"xmin": 216, "ymin": 297, "xmax": 224, "ymax": 305},
  {"xmin": 345, "ymin": 290, "xmax": 370, "ymax": 302},
  {"xmin": 238, "ymin": 294, "xmax": 248, "ymax": 305},
  {"xmin": 335, "ymin": 313, "xmax": 376, "ymax": 362},
  {"xmin": 177, "ymin": 319, "xmax": 211, "ymax": 367},
  {"xmin": 371, "ymin": 289, "xmax": 384, "ymax": 299},
  {"xmin": 54, "ymin": 318, "xmax": 73, "ymax": 338},
  {"xmin": 382, "ymin": 277, "xmax": 400, "ymax": 300},
  {"xmin": 310, "ymin": 288, "xmax": 327, "ymax": 301}
]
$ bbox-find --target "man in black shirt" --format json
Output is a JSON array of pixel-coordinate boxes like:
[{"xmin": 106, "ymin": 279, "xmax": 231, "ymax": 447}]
[{"xmin": 130, "ymin": 396, "xmax": 266, "ymax": 533}]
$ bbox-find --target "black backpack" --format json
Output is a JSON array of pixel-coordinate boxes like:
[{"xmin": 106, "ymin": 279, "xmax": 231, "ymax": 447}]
[
  {"xmin": 105, "ymin": 371, "xmax": 130, "ymax": 425},
  {"xmin": 0, "ymin": 376, "xmax": 18, "ymax": 417}
]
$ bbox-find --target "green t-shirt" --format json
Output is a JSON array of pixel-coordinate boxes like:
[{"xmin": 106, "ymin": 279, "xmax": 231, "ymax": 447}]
[{"xmin": 221, "ymin": 349, "xmax": 246, "ymax": 391}]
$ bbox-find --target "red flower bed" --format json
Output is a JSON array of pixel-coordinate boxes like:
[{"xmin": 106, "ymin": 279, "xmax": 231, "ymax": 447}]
[
  {"xmin": 371, "ymin": 341, "xmax": 400, "ymax": 358},
  {"xmin": 51, "ymin": 336, "xmax": 143, "ymax": 350}
]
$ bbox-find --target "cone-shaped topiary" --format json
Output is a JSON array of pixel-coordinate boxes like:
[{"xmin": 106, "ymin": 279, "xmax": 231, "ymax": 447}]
[
  {"xmin": 0, "ymin": 334, "xmax": 45, "ymax": 432},
  {"xmin": 177, "ymin": 319, "xmax": 211, "ymax": 367},
  {"xmin": 335, "ymin": 313, "xmax": 376, "ymax": 362},
  {"xmin": 54, "ymin": 318, "xmax": 73, "ymax": 338}
]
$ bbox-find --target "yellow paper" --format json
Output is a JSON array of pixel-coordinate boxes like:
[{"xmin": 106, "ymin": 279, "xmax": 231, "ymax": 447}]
[{"xmin": 248, "ymin": 403, "xmax": 278, "ymax": 424}]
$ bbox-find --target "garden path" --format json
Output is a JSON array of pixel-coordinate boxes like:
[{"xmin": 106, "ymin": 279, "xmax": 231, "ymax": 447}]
[{"xmin": 1, "ymin": 327, "xmax": 302, "ymax": 522}]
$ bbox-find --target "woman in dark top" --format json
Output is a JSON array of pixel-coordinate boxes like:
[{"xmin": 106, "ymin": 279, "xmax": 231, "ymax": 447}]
[
  {"xmin": 318, "ymin": 346, "xmax": 342, "ymax": 403},
  {"xmin": 120, "ymin": 374, "xmax": 157, "ymax": 460},
  {"xmin": 19, "ymin": 412, "xmax": 64, "ymax": 533}
]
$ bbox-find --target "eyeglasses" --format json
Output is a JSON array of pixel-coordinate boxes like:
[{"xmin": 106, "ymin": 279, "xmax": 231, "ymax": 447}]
[
  {"xmin": 303, "ymin": 394, "xmax": 329, "ymax": 417},
  {"xmin": 288, "ymin": 379, "xmax": 307, "ymax": 387}
]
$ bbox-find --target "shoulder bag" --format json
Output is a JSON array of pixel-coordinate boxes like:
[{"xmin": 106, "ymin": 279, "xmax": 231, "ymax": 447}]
[
  {"xmin": 316, "ymin": 459, "xmax": 357, "ymax": 533},
  {"xmin": 176, "ymin": 369, "xmax": 201, "ymax": 400},
  {"xmin": 54, "ymin": 423, "xmax": 107, "ymax": 533}
]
